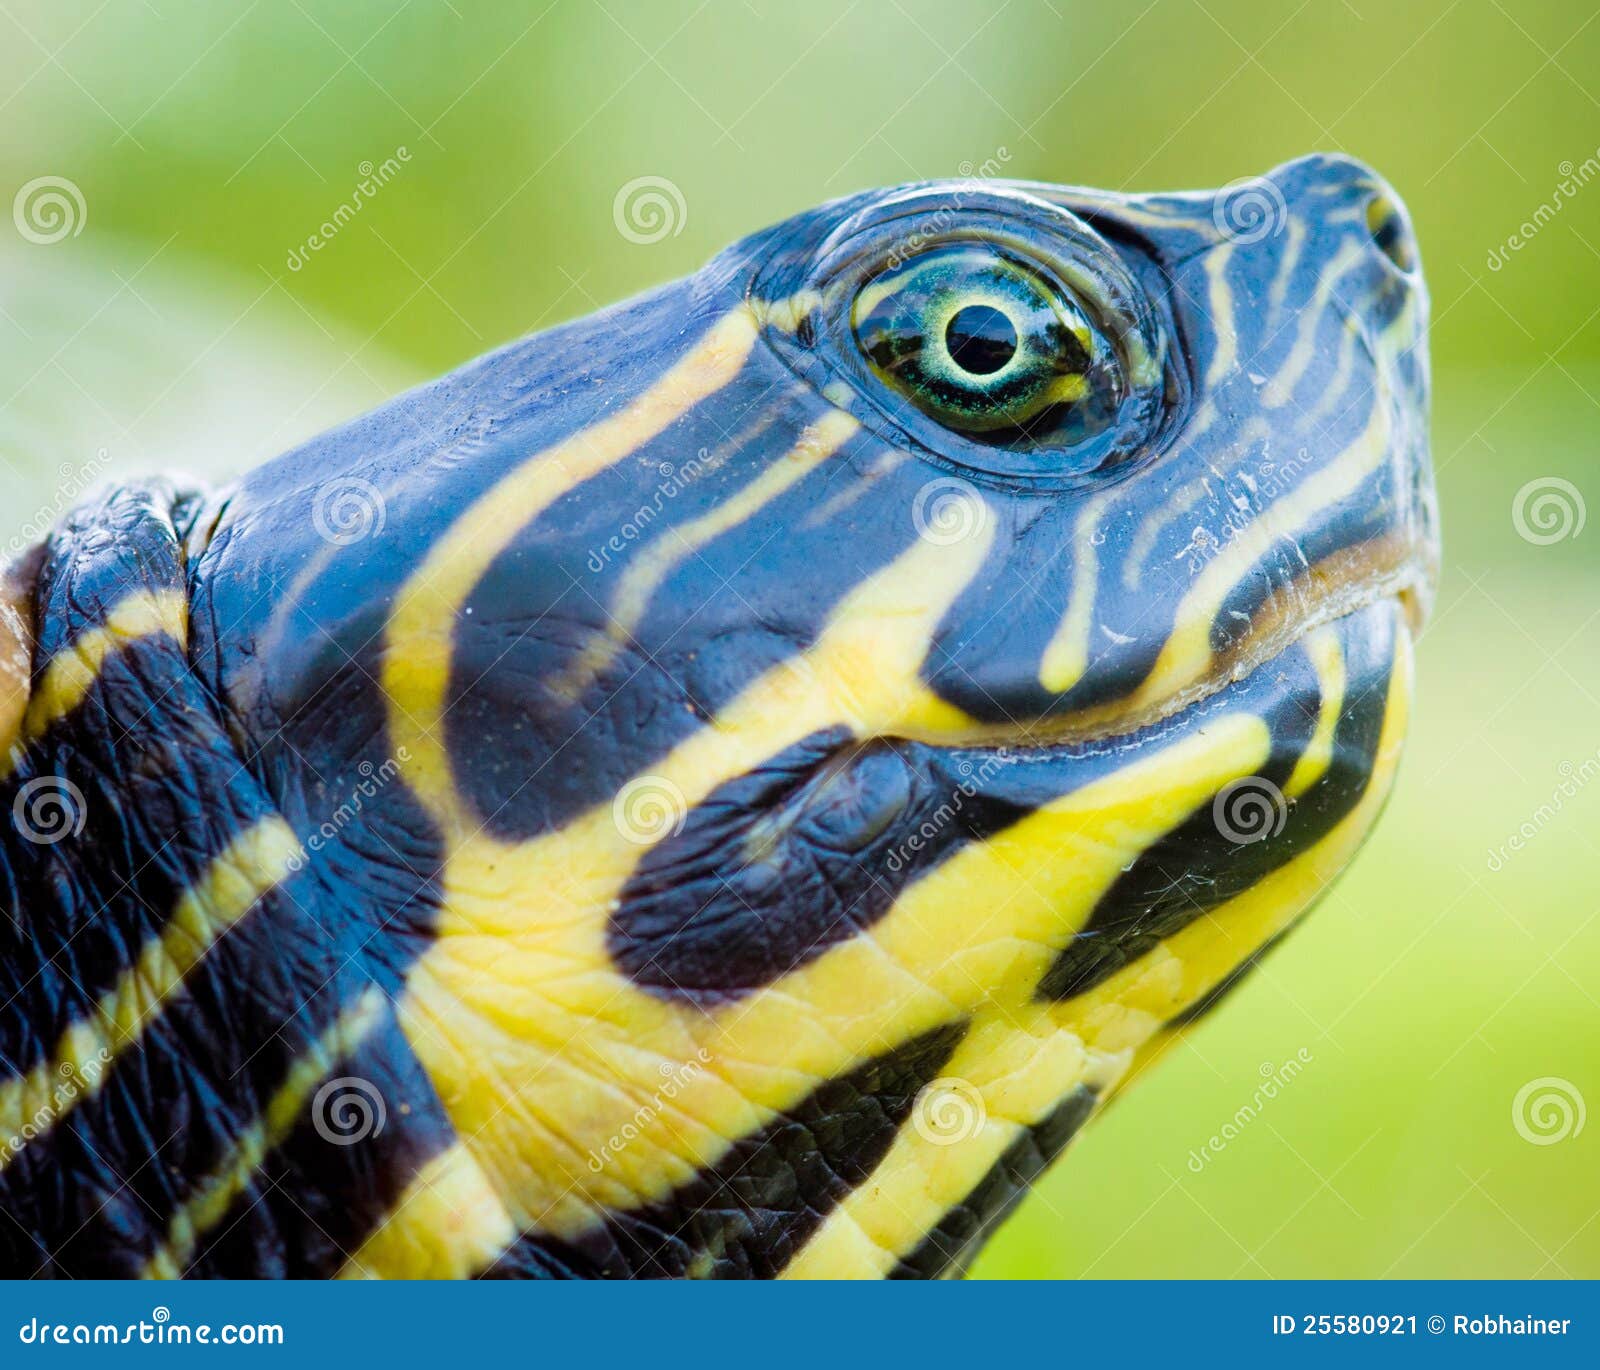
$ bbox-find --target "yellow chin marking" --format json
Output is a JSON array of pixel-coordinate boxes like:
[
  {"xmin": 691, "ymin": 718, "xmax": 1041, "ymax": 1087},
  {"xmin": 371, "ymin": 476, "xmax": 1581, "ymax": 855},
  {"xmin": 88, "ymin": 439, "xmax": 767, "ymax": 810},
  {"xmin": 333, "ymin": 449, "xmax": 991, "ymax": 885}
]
[
  {"xmin": 1063, "ymin": 617, "xmax": 1410, "ymax": 1069},
  {"xmin": 386, "ymin": 523, "xmax": 996, "ymax": 1245},
  {"xmin": 790, "ymin": 611, "xmax": 1412, "ymax": 1278},
  {"xmin": 781, "ymin": 712, "xmax": 1270, "ymax": 1279},
  {"xmin": 338, "ymin": 1142, "xmax": 517, "ymax": 1279}
]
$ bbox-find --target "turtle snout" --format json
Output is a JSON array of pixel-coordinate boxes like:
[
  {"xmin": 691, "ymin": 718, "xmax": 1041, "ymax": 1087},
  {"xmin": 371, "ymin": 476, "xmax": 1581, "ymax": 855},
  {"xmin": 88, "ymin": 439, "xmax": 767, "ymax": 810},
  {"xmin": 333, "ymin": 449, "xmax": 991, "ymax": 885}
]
[{"xmin": 1364, "ymin": 187, "xmax": 1419, "ymax": 277}]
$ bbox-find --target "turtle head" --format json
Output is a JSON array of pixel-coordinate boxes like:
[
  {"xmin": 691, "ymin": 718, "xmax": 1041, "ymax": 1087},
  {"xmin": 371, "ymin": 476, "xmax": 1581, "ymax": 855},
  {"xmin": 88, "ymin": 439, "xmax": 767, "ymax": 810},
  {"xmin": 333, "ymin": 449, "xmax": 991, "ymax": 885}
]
[{"xmin": 124, "ymin": 154, "xmax": 1436, "ymax": 1276}]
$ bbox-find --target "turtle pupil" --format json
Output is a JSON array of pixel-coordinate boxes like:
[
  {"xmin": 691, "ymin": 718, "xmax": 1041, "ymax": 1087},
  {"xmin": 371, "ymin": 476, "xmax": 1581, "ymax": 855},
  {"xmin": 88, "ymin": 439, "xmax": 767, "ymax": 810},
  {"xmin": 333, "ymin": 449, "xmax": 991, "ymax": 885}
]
[{"xmin": 944, "ymin": 304, "xmax": 1017, "ymax": 376}]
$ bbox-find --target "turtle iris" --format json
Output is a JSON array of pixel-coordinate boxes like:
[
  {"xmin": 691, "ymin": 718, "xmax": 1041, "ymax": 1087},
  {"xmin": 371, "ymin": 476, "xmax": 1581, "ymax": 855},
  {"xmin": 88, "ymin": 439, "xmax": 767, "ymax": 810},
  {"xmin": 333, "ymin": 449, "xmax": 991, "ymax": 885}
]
[{"xmin": 850, "ymin": 242, "xmax": 1124, "ymax": 451}]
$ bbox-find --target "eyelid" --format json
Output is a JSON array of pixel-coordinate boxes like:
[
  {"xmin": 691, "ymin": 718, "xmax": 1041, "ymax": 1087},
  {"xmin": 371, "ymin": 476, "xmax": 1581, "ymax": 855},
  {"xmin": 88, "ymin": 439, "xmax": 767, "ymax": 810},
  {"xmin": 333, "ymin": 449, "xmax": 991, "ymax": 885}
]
[{"xmin": 752, "ymin": 190, "xmax": 1177, "ymax": 490}]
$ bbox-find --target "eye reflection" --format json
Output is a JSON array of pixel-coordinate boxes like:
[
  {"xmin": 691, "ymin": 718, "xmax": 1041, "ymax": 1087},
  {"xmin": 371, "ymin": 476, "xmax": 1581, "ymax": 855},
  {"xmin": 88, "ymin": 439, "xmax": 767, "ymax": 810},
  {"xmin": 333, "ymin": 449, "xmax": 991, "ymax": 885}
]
[{"xmin": 944, "ymin": 304, "xmax": 1017, "ymax": 376}]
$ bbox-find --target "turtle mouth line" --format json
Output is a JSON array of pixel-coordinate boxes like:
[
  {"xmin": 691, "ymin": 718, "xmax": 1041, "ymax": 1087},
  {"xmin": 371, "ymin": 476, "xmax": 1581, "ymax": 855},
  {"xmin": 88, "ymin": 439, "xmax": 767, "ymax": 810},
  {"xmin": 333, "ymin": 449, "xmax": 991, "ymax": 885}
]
[{"xmin": 908, "ymin": 538, "xmax": 1432, "ymax": 759}]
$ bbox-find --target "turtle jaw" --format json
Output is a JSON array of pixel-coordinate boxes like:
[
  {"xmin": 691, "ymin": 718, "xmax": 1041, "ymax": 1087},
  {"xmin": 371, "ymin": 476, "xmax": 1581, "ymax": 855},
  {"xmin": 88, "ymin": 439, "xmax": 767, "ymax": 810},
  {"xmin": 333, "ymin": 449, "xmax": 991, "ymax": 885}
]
[{"xmin": 914, "ymin": 591, "xmax": 1415, "ymax": 1013}]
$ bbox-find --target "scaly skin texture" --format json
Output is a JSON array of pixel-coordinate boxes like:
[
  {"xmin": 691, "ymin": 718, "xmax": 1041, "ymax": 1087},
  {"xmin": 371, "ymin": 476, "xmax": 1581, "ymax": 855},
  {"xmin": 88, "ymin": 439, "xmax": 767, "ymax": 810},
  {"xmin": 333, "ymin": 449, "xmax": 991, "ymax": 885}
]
[{"xmin": 0, "ymin": 154, "xmax": 1436, "ymax": 1279}]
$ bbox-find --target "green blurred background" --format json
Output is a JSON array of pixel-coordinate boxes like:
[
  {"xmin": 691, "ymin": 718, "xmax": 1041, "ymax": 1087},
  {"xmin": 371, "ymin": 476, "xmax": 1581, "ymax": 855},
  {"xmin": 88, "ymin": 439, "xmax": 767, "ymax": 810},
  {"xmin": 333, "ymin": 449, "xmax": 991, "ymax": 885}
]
[{"xmin": 2, "ymin": 0, "xmax": 1595, "ymax": 1278}]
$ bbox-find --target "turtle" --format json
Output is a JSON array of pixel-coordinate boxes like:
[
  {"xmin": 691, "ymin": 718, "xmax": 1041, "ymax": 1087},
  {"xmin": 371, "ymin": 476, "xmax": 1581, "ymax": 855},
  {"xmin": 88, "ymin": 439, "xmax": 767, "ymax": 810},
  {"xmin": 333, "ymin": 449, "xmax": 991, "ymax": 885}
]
[{"xmin": 0, "ymin": 152, "xmax": 1436, "ymax": 1279}]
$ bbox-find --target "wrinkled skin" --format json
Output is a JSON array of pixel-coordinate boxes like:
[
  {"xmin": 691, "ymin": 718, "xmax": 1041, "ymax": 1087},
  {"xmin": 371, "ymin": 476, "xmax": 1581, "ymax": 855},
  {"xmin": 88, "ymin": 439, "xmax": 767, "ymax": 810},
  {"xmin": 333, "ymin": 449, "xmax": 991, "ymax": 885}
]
[{"xmin": 0, "ymin": 154, "xmax": 1435, "ymax": 1278}]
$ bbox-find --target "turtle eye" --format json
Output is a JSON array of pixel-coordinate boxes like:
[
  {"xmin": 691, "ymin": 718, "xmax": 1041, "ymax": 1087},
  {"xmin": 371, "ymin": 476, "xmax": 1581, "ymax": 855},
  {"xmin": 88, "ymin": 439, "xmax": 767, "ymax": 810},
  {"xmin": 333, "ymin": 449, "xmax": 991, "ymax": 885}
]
[{"xmin": 850, "ymin": 243, "xmax": 1123, "ymax": 452}]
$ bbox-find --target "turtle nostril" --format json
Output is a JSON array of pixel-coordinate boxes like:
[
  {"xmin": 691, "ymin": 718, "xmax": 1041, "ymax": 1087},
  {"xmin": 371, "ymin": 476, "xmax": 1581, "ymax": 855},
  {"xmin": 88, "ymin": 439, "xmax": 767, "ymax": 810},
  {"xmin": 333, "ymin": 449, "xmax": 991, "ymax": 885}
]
[{"xmin": 1366, "ymin": 192, "xmax": 1418, "ymax": 274}]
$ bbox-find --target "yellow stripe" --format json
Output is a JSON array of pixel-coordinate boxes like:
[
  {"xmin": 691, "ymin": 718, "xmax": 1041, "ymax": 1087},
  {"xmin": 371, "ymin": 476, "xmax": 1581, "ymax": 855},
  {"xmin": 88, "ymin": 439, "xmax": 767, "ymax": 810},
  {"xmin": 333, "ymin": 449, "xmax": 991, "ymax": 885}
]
[
  {"xmin": 394, "ymin": 524, "xmax": 997, "ymax": 1247},
  {"xmin": 1037, "ymin": 492, "xmax": 1112, "ymax": 694},
  {"xmin": 384, "ymin": 308, "xmax": 760, "ymax": 834},
  {"xmin": 337, "ymin": 1143, "xmax": 517, "ymax": 1279},
  {"xmin": 1262, "ymin": 240, "xmax": 1365, "ymax": 409},
  {"xmin": 551, "ymin": 409, "xmax": 859, "ymax": 702},
  {"xmin": 0, "ymin": 817, "xmax": 302, "ymax": 1172},
  {"xmin": 1202, "ymin": 245, "xmax": 1238, "ymax": 389},
  {"xmin": 1129, "ymin": 390, "xmax": 1391, "ymax": 712},
  {"xmin": 781, "ymin": 1009, "xmax": 1119, "ymax": 1279},
  {"xmin": 0, "ymin": 582, "xmax": 28, "ymax": 766},
  {"xmin": 1284, "ymin": 627, "xmax": 1346, "ymax": 798},
  {"xmin": 141, "ymin": 986, "xmax": 388, "ymax": 1279},
  {"xmin": 0, "ymin": 589, "xmax": 187, "ymax": 782},
  {"xmin": 780, "ymin": 713, "xmax": 1269, "ymax": 1277},
  {"xmin": 1267, "ymin": 215, "xmax": 1306, "ymax": 319},
  {"xmin": 788, "ymin": 610, "xmax": 1413, "ymax": 1276},
  {"xmin": 1056, "ymin": 615, "xmax": 1411, "ymax": 1061}
]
